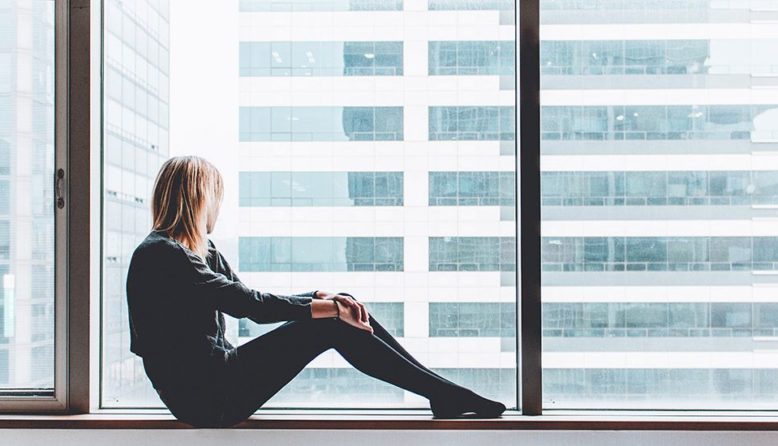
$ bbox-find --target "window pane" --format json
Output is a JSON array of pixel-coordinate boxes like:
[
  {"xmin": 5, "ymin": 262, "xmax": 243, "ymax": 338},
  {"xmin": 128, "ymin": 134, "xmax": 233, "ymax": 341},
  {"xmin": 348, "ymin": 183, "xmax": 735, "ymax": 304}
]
[
  {"xmin": 102, "ymin": 0, "xmax": 517, "ymax": 410},
  {"xmin": 541, "ymin": 0, "xmax": 778, "ymax": 409},
  {"xmin": 0, "ymin": 0, "xmax": 56, "ymax": 395},
  {"xmin": 101, "ymin": 0, "xmax": 170, "ymax": 406}
]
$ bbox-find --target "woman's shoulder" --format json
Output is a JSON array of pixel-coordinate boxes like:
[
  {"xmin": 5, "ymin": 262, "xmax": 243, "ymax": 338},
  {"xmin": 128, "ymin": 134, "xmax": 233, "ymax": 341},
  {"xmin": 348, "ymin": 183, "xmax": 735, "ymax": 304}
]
[{"xmin": 131, "ymin": 230, "xmax": 186, "ymax": 264}]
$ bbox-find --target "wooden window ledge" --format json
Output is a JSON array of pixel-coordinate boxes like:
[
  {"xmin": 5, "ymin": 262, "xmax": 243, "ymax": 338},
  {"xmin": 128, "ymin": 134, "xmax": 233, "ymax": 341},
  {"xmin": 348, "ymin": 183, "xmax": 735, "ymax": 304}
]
[{"xmin": 1, "ymin": 411, "xmax": 778, "ymax": 430}]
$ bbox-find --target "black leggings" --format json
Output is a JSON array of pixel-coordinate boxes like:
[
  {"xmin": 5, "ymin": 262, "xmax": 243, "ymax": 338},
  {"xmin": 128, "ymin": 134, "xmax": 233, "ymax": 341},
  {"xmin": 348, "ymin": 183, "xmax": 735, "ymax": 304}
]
[{"xmin": 148, "ymin": 305, "xmax": 470, "ymax": 428}]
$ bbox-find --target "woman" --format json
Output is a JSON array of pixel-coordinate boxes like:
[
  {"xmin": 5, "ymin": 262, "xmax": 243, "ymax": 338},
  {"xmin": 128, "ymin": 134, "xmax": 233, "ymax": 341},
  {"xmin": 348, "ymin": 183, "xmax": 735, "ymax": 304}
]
[{"xmin": 126, "ymin": 155, "xmax": 506, "ymax": 428}]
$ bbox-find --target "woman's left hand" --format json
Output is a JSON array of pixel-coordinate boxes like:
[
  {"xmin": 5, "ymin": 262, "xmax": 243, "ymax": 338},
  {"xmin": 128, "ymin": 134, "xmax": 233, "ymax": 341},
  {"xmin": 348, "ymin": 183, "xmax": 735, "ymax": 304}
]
[{"xmin": 314, "ymin": 291, "xmax": 370, "ymax": 324}]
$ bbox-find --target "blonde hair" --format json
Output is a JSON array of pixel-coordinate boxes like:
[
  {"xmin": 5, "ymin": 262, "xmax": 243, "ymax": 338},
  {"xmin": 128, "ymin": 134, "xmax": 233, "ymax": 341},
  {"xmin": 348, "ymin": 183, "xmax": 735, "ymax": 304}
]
[{"xmin": 151, "ymin": 155, "xmax": 224, "ymax": 261}]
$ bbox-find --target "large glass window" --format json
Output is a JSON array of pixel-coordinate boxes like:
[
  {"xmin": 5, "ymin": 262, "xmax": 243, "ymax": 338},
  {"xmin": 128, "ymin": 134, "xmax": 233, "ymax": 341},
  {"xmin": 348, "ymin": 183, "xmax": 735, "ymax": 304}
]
[
  {"xmin": 540, "ymin": 0, "xmax": 778, "ymax": 409},
  {"xmin": 102, "ymin": 0, "xmax": 170, "ymax": 407},
  {"xmin": 102, "ymin": 0, "xmax": 517, "ymax": 410},
  {"xmin": 0, "ymin": 0, "xmax": 56, "ymax": 396}
]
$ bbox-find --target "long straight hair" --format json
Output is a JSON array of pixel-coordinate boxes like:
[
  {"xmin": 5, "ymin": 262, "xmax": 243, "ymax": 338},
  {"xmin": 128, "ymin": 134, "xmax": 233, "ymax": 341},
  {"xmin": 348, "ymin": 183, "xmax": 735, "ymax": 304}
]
[{"xmin": 151, "ymin": 155, "xmax": 224, "ymax": 261}]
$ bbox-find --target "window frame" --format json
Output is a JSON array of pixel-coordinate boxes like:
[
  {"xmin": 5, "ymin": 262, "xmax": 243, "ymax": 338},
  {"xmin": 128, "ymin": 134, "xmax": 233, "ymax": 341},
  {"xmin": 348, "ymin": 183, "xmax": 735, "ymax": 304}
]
[{"xmin": 5, "ymin": 0, "xmax": 776, "ymax": 424}]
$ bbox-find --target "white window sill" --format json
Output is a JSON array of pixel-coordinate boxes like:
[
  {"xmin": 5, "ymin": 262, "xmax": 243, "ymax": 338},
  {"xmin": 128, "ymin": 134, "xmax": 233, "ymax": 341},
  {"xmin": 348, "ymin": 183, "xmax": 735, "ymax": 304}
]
[{"xmin": 2, "ymin": 410, "xmax": 778, "ymax": 430}]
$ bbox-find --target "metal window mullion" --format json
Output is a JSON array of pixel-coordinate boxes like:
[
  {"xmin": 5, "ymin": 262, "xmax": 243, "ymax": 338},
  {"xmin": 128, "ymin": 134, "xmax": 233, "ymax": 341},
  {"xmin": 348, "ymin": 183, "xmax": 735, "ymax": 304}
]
[{"xmin": 519, "ymin": 0, "xmax": 542, "ymax": 416}]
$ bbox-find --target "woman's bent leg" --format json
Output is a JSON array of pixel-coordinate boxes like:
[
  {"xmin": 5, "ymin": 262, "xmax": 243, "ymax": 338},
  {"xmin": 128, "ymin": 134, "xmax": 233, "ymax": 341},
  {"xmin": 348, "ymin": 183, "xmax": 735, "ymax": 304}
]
[
  {"xmin": 366, "ymin": 312, "xmax": 460, "ymax": 387},
  {"xmin": 219, "ymin": 316, "xmax": 469, "ymax": 426},
  {"xmin": 337, "ymin": 293, "xmax": 459, "ymax": 388}
]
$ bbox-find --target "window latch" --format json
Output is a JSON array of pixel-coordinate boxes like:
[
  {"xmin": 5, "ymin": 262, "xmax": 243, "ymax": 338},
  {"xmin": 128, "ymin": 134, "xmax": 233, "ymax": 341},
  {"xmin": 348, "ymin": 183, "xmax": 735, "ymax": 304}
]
[{"xmin": 55, "ymin": 168, "xmax": 65, "ymax": 209}]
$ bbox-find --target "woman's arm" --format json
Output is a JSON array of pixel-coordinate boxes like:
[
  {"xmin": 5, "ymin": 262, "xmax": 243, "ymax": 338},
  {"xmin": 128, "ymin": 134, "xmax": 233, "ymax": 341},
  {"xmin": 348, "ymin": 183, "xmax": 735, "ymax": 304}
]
[
  {"xmin": 210, "ymin": 240, "xmax": 319, "ymax": 299},
  {"xmin": 179, "ymin": 243, "xmax": 313, "ymax": 323}
]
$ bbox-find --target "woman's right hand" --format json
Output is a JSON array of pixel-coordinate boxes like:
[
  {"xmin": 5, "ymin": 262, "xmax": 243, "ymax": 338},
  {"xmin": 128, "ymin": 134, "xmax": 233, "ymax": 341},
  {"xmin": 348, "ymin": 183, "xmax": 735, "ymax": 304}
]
[{"xmin": 335, "ymin": 300, "xmax": 373, "ymax": 334}]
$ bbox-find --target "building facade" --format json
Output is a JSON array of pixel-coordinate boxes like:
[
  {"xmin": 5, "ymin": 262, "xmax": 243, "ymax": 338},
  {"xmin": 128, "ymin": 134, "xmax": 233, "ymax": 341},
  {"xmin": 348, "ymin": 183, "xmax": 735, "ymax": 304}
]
[{"xmin": 236, "ymin": 0, "xmax": 517, "ymax": 407}]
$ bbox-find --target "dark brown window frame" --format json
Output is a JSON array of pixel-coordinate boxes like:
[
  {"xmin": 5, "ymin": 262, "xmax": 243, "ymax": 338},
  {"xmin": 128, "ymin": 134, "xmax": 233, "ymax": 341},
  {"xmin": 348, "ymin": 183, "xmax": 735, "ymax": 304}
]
[{"xmin": 3, "ymin": 0, "xmax": 778, "ymax": 430}]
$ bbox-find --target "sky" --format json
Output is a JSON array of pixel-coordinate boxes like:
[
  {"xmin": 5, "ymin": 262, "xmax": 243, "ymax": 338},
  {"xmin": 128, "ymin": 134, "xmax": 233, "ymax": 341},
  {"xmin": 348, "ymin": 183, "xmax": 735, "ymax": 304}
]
[{"xmin": 169, "ymin": 0, "xmax": 241, "ymax": 252}]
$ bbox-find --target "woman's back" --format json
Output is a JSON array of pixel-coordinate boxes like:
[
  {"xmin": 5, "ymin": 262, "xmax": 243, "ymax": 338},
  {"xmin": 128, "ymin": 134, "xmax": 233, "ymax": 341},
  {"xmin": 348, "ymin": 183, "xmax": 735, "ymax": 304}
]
[{"xmin": 126, "ymin": 230, "xmax": 235, "ymax": 386}]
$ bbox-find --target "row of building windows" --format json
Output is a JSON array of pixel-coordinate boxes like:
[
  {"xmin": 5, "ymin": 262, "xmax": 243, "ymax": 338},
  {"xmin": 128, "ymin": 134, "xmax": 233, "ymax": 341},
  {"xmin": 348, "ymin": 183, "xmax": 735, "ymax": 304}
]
[
  {"xmin": 544, "ymin": 302, "xmax": 778, "ymax": 338},
  {"xmin": 236, "ymin": 237, "xmax": 778, "ymax": 273},
  {"xmin": 236, "ymin": 0, "xmax": 735, "ymax": 21},
  {"xmin": 240, "ymin": 41, "xmax": 403, "ymax": 77},
  {"xmin": 428, "ymin": 41, "xmax": 514, "ymax": 76},
  {"xmin": 541, "ymin": 40, "xmax": 709, "ymax": 76},
  {"xmin": 428, "ymin": 0, "xmax": 513, "ymax": 10},
  {"xmin": 542, "ymin": 171, "xmax": 778, "ymax": 207},
  {"xmin": 429, "ymin": 302, "xmax": 515, "ymax": 337},
  {"xmin": 544, "ymin": 368, "xmax": 778, "ymax": 403},
  {"xmin": 236, "ymin": 170, "xmax": 778, "ymax": 208},
  {"xmin": 239, "ymin": 0, "xmax": 518, "ymax": 12},
  {"xmin": 429, "ymin": 171, "xmax": 514, "ymax": 206},
  {"xmin": 429, "ymin": 236, "xmax": 516, "ymax": 272},
  {"xmin": 542, "ymin": 105, "xmax": 778, "ymax": 141},
  {"xmin": 428, "ymin": 106, "xmax": 515, "ymax": 141},
  {"xmin": 240, "ymin": 38, "xmax": 778, "ymax": 79},
  {"xmin": 239, "ymin": 40, "xmax": 515, "ymax": 77},
  {"xmin": 543, "ymin": 237, "xmax": 778, "ymax": 272},
  {"xmin": 239, "ymin": 172, "xmax": 403, "ymax": 207},
  {"xmin": 239, "ymin": 106, "xmax": 404, "ymax": 142},
  {"xmin": 257, "ymin": 367, "xmax": 514, "ymax": 405},
  {"xmin": 237, "ymin": 301, "xmax": 778, "ymax": 339},
  {"xmin": 240, "ymin": 302, "xmax": 404, "ymax": 338},
  {"xmin": 239, "ymin": 237, "xmax": 404, "ymax": 272},
  {"xmin": 239, "ymin": 105, "xmax": 778, "ymax": 142}
]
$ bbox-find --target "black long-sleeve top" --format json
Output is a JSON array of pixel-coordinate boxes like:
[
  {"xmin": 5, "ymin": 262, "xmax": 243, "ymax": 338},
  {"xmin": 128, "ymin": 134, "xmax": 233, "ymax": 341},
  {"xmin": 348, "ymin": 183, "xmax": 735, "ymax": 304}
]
[{"xmin": 126, "ymin": 229, "xmax": 317, "ymax": 366}]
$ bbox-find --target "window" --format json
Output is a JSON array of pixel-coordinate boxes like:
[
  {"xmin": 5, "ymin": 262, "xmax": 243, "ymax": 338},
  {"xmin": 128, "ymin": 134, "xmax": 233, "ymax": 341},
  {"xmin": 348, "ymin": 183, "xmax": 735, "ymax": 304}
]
[
  {"xmin": 91, "ymin": 0, "xmax": 778, "ymax": 417},
  {"xmin": 0, "ymin": 0, "xmax": 58, "ymax": 404},
  {"xmin": 101, "ymin": 0, "xmax": 517, "ymax": 410},
  {"xmin": 239, "ymin": 0, "xmax": 403, "ymax": 12},
  {"xmin": 429, "ymin": 171, "xmax": 515, "ymax": 206},
  {"xmin": 429, "ymin": 106, "xmax": 515, "ymax": 141},
  {"xmin": 240, "ymin": 41, "xmax": 403, "ymax": 76},
  {"xmin": 239, "ymin": 172, "xmax": 404, "ymax": 207},
  {"xmin": 540, "ymin": 0, "xmax": 778, "ymax": 409},
  {"xmin": 429, "ymin": 41, "xmax": 514, "ymax": 76},
  {"xmin": 239, "ymin": 237, "xmax": 405, "ymax": 272},
  {"xmin": 240, "ymin": 106, "xmax": 404, "ymax": 141}
]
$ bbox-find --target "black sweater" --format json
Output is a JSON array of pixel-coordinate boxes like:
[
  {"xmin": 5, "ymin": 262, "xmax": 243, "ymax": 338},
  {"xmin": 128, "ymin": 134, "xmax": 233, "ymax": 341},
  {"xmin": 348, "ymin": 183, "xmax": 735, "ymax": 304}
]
[{"xmin": 125, "ymin": 229, "xmax": 317, "ymax": 365}]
